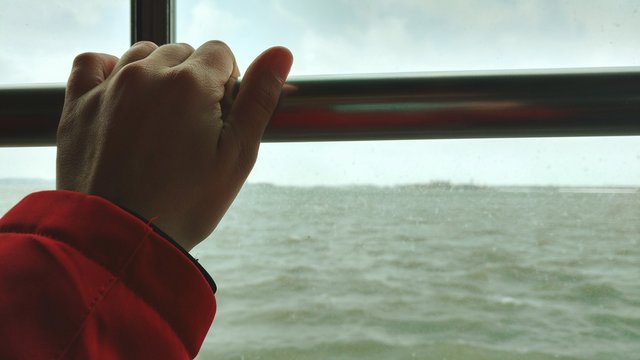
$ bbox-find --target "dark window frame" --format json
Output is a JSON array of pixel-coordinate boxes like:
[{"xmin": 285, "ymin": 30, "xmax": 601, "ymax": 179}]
[{"xmin": 0, "ymin": 0, "xmax": 639, "ymax": 146}]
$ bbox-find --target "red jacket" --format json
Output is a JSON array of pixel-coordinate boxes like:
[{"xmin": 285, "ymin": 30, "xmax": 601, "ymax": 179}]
[{"xmin": 0, "ymin": 191, "xmax": 216, "ymax": 359}]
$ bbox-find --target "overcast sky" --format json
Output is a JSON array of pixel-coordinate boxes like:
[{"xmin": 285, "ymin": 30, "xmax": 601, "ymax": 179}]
[{"xmin": 0, "ymin": 0, "xmax": 639, "ymax": 186}]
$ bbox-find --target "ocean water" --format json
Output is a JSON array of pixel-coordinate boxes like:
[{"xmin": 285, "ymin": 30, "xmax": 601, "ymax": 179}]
[{"xmin": 2, "ymin": 182, "xmax": 639, "ymax": 359}]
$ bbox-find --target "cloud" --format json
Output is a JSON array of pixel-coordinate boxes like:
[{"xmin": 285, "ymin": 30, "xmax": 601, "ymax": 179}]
[
  {"xmin": 294, "ymin": 16, "xmax": 421, "ymax": 75},
  {"xmin": 50, "ymin": 0, "xmax": 118, "ymax": 26},
  {"xmin": 274, "ymin": 0, "xmax": 640, "ymax": 75},
  {"xmin": 0, "ymin": 0, "xmax": 129, "ymax": 84},
  {"xmin": 179, "ymin": 0, "xmax": 247, "ymax": 45}
]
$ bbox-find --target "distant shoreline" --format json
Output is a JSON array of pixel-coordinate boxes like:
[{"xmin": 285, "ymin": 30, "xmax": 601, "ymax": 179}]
[
  {"xmin": 246, "ymin": 181, "xmax": 639, "ymax": 193},
  {"xmin": 1, "ymin": 179, "xmax": 638, "ymax": 193}
]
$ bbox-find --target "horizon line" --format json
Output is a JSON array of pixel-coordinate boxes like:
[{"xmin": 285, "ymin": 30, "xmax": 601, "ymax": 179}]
[{"xmin": 1, "ymin": 178, "xmax": 639, "ymax": 189}]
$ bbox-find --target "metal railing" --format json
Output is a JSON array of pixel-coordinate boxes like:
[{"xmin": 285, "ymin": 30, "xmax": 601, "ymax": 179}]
[{"xmin": 1, "ymin": 68, "xmax": 639, "ymax": 146}]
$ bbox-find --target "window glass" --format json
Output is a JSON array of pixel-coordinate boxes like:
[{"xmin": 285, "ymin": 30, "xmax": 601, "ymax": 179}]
[
  {"xmin": 177, "ymin": 0, "xmax": 640, "ymax": 75},
  {"xmin": 0, "ymin": 0, "xmax": 129, "ymax": 85},
  {"xmin": 0, "ymin": 1, "xmax": 637, "ymax": 359},
  {"xmin": 0, "ymin": 0, "xmax": 128, "ymax": 205},
  {"xmin": 176, "ymin": 1, "xmax": 640, "ymax": 359},
  {"xmin": 190, "ymin": 137, "xmax": 640, "ymax": 359},
  {"xmin": 0, "ymin": 147, "xmax": 55, "ymax": 216}
]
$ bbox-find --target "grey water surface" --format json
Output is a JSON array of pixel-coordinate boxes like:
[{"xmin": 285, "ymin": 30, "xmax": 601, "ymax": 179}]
[{"xmin": 2, "ymin": 181, "xmax": 639, "ymax": 359}]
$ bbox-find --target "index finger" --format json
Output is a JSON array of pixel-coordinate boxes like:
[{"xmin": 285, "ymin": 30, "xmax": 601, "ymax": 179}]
[
  {"xmin": 183, "ymin": 40, "xmax": 240, "ymax": 88},
  {"xmin": 66, "ymin": 52, "xmax": 119, "ymax": 101}
]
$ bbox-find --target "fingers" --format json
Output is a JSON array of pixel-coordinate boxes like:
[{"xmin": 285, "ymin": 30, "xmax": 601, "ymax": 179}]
[
  {"xmin": 66, "ymin": 52, "xmax": 119, "ymax": 101},
  {"xmin": 111, "ymin": 41, "xmax": 158, "ymax": 75},
  {"xmin": 183, "ymin": 40, "xmax": 239, "ymax": 88},
  {"xmin": 145, "ymin": 42, "xmax": 195, "ymax": 67},
  {"xmin": 223, "ymin": 47, "xmax": 293, "ymax": 160}
]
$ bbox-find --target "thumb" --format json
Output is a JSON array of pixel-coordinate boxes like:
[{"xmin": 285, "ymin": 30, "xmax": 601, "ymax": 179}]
[
  {"xmin": 224, "ymin": 47, "xmax": 293, "ymax": 158},
  {"xmin": 66, "ymin": 52, "xmax": 118, "ymax": 101}
]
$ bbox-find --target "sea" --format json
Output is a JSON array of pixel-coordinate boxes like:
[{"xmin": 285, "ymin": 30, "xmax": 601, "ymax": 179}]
[{"xmin": 1, "ymin": 180, "xmax": 639, "ymax": 360}]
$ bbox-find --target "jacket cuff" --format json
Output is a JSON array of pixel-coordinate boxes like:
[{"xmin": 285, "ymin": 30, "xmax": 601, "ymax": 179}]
[
  {"xmin": 116, "ymin": 204, "xmax": 217, "ymax": 294},
  {"xmin": 0, "ymin": 190, "xmax": 216, "ymax": 355}
]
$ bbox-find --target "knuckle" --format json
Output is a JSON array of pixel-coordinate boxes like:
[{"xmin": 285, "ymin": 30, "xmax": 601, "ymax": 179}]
[
  {"xmin": 112, "ymin": 63, "xmax": 152, "ymax": 93},
  {"xmin": 117, "ymin": 62, "xmax": 148, "ymax": 82},
  {"xmin": 132, "ymin": 40, "xmax": 158, "ymax": 52},
  {"xmin": 175, "ymin": 42, "xmax": 195, "ymax": 52},
  {"xmin": 125, "ymin": 42, "xmax": 158, "ymax": 62},
  {"xmin": 72, "ymin": 52, "xmax": 99, "ymax": 68},
  {"xmin": 157, "ymin": 42, "xmax": 192, "ymax": 54},
  {"xmin": 162, "ymin": 43, "xmax": 195, "ymax": 63},
  {"xmin": 204, "ymin": 39, "xmax": 229, "ymax": 49},
  {"xmin": 167, "ymin": 65, "xmax": 202, "ymax": 88},
  {"xmin": 204, "ymin": 40, "xmax": 234, "ymax": 58}
]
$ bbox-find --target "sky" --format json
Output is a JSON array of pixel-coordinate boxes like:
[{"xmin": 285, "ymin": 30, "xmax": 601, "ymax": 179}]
[{"xmin": 0, "ymin": 0, "xmax": 639, "ymax": 186}]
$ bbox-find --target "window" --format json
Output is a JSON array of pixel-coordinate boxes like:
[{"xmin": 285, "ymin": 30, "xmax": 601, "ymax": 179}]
[
  {"xmin": 1, "ymin": 1, "xmax": 639, "ymax": 359},
  {"xmin": 175, "ymin": 1, "xmax": 640, "ymax": 359}
]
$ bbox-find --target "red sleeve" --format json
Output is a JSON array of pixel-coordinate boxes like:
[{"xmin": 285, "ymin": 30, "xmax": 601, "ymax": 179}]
[{"xmin": 0, "ymin": 191, "xmax": 216, "ymax": 359}]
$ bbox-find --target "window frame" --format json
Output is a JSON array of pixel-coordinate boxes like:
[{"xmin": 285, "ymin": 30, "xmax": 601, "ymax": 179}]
[{"xmin": 0, "ymin": 0, "xmax": 639, "ymax": 146}]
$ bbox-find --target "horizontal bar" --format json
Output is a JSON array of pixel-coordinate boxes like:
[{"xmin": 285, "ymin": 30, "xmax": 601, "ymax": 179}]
[
  {"xmin": 0, "ymin": 86, "xmax": 64, "ymax": 146},
  {"xmin": 1, "ymin": 68, "xmax": 639, "ymax": 146},
  {"xmin": 266, "ymin": 68, "xmax": 640, "ymax": 141}
]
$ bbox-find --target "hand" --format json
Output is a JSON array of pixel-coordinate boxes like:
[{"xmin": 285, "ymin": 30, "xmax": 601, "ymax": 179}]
[{"xmin": 56, "ymin": 41, "xmax": 293, "ymax": 250}]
